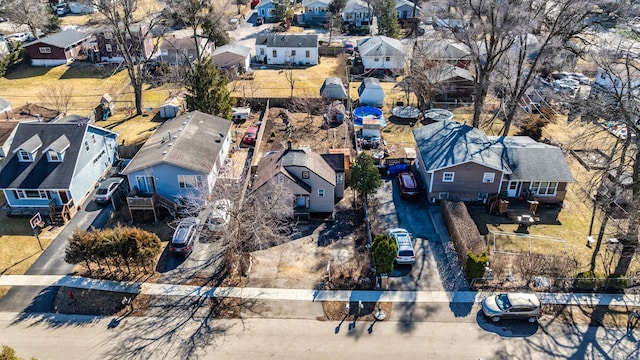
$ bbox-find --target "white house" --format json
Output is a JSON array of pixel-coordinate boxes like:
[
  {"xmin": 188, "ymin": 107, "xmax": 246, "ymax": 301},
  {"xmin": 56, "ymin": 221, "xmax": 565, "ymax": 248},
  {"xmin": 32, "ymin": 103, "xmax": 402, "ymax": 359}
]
[
  {"xmin": 343, "ymin": 0, "xmax": 373, "ymax": 27},
  {"xmin": 212, "ymin": 43, "xmax": 252, "ymax": 72},
  {"xmin": 592, "ymin": 65, "xmax": 640, "ymax": 97},
  {"xmin": 255, "ymin": 34, "xmax": 319, "ymax": 65},
  {"xmin": 358, "ymin": 36, "xmax": 406, "ymax": 75},
  {"xmin": 396, "ymin": 0, "xmax": 421, "ymax": 19}
]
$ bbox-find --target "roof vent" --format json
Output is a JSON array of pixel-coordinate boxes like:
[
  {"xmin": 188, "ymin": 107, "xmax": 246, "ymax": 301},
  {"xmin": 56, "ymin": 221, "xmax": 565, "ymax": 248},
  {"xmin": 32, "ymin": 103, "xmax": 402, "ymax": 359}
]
[
  {"xmin": 172, "ymin": 135, "xmax": 177, "ymax": 139},
  {"xmin": 215, "ymin": 139, "xmax": 221, "ymax": 143},
  {"xmin": 182, "ymin": 122, "xmax": 187, "ymax": 125},
  {"xmin": 178, "ymin": 127, "xmax": 183, "ymax": 132},
  {"xmin": 162, "ymin": 151, "xmax": 168, "ymax": 155},
  {"xmin": 168, "ymin": 143, "xmax": 173, "ymax": 147}
]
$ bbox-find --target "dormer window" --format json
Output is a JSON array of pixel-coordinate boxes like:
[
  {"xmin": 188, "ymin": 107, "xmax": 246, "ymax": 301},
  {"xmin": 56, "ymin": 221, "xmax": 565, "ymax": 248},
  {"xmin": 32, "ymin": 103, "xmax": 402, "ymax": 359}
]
[
  {"xmin": 47, "ymin": 150, "xmax": 63, "ymax": 162},
  {"xmin": 18, "ymin": 150, "xmax": 33, "ymax": 162}
]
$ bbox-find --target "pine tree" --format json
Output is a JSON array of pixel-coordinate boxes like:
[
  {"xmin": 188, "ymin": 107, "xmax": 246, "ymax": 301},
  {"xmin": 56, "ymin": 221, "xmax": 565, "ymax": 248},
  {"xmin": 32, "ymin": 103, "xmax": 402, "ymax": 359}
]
[
  {"xmin": 350, "ymin": 152, "xmax": 382, "ymax": 201},
  {"xmin": 371, "ymin": 234, "xmax": 397, "ymax": 275},
  {"xmin": 185, "ymin": 58, "xmax": 233, "ymax": 119},
  {"xmin": 376, "ymin": 0, "xmax": 400, "ymax": 39}
]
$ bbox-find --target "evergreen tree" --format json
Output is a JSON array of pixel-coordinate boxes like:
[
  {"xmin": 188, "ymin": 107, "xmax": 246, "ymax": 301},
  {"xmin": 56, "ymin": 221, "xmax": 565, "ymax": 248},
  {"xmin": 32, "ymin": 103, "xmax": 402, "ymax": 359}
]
[
  {"xmin": 350, "ymin": 152, "xmax": 382, "ymax": 201},
  {"xmin": 371, "ymin": 234, "xmax": 397, "ymax": 275},
  {"xmin": 376, "ymin": 0, "xmax": 400, "ymax": 39},
  {"xmin": 185, "ymin": 58, "xmax": 233, "ymax": 119}
]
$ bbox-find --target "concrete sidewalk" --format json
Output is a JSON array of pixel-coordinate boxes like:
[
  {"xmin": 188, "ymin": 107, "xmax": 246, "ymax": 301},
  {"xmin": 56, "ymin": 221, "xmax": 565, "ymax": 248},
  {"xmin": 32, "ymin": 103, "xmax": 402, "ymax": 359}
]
[{"xmin": 2, "ymin": 274, "xmax": 640, "ymax": 306}]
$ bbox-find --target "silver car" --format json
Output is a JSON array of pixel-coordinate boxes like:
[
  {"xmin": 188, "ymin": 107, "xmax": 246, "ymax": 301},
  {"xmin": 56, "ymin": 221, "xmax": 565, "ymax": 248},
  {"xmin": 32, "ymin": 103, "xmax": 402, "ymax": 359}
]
[
  {"xmin": 481, "ymin": 293, "xmax": 542, "ymax": 323},
  {"xmin": 388, "ymin": 228, "xmax": 416, "ymax": 265},
  {"xmin": 169, "ymin": 217, "xmax": 200, "ymax": 257}
]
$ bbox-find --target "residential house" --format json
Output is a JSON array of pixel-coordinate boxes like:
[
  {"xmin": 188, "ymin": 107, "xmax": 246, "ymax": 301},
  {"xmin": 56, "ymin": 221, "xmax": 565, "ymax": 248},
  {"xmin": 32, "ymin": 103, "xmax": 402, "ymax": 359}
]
[
  {"xmin": 424, "ymin": 63, "xmax": 475, "ymax": 101},
  {"xmin": 24, "ymin": 29, "xmax": 89, "ymax": 66},
  {"xmin": 302, "ymin": 0, "xmax": 331, "ymax": 26},
  {"xmin": 591, "ymin": 64, "xmax": 640, "ymax": 98},
  {"xmin": 158, "ymin": 35, "xmax": 212, "ymax": 65},
  {"xmin": 251, "ymin": 145, "xmax": 338, "ymax": 216},
  {"xmin": 357, "ymin": 36, "xmax": 405, "ymax": 75},
  {"xmin": 321, "ymin": 153, "xmax": 346, "ymax": 198},
  {"xmin": 0, "ymin": 121, "xmax": 118, "ymax": 213},
  {"xmin": 413, "ymin": 120, "xmax": 574, "ymax": 203},
  {"xmin": 422, "ymin": 39, "xmax": 471, "ymax": 69},
  {"xmin": 122, "ymin": 111, "xmax": 233, "ymax": 202},
  {"xmin": 94, "ymin": 27, "xmax": 154, "ymax": 63},
  {"xmin": 255, "ymin": 34, "xmax": 319, "ymax": 65},
  {"xmin": 212, "ymin": 43, "xmax": 252, "ymax": 72},
  {"xmin": 255, "ymin": 0, "xmax": 278, "ymax": 23},
  {"xmin": 357, "ymin": 78, "xmax": 385, "ymax": 107},
  {"xmin": 396, "ymin": 0, "xmax": 421, "ymax": 20},
  {"xmin": 343, "ymin": 0, "xmax": 373, "ymax": 27}
]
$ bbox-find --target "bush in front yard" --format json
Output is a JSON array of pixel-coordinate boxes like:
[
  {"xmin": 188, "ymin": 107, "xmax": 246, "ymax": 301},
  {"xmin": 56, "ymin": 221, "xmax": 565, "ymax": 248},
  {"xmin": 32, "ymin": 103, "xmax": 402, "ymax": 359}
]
[
  {"xmin": 465, "ymin": 252, "xmax": 489, "ymax": 280},
  {"xmin": 371, "ymin": 234, "xmax": 397, "ymax": 276},
  {"xmin": 440, "ymin": 200, "xmax": 487, "ymax": 272},
  {"xmin": 574, "ymin": 271, "xmax": 606, "ymax": 291}
]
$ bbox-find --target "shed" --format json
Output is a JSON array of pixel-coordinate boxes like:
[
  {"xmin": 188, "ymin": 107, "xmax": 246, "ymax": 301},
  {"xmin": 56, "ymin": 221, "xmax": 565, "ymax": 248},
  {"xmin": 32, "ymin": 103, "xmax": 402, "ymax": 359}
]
[
  {"xmin": 95, "ymin": 93, "xmax": 115, "ymax": 121},
  {"xmin": 362, "ymin": 118, "xmax": 381, "ymax": 138},
  {"xmin": 159, "ymin": 98, "xmax": 181, "ymax": 119},
  {"xmin": 320, "ymin": 77, "xmax": 348, "ymax": 100},
  {"xmin": 357, "ymin": 78, "xmax": 385, "ymax": 108},
  {"xmin": 232, "ymin": 107, "xmax": 251, "ymax": 122}
]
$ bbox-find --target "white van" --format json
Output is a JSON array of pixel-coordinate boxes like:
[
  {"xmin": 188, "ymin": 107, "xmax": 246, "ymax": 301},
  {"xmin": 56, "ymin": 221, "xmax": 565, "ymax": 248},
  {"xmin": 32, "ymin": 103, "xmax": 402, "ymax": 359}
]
[{"xmin": 388, "ymin": 228, "xmax": 416, "ymax": 264}]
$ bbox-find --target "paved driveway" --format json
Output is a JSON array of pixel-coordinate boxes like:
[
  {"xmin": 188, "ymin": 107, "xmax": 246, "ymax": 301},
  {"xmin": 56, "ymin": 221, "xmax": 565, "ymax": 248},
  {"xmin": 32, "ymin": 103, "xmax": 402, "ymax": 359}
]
[{"xmin": 374, "ymin": 176, "xmax": 468, "ymax": 292}]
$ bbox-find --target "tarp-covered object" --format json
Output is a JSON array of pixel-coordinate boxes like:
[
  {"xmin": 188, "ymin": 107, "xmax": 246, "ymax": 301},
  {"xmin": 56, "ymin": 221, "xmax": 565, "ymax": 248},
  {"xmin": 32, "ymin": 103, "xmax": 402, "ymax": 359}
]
[{"xmin": 320, "ymin": 77, "xmax": 348, "ymax": 100}]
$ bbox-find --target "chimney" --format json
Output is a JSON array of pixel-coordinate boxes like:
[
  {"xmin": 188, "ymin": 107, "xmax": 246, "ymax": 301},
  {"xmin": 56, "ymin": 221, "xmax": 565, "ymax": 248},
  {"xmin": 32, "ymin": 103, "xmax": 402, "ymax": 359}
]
[
  {"xmin": 36, "ymin": 114, "xmax": 41, "ymax": 122},
  {"xmin": 168, "ymin": 130, "xmax": 172, "ymax": 139},
  {"xmin": 287, "ymin": 141, "xmax": 292, "ymax": 150}
]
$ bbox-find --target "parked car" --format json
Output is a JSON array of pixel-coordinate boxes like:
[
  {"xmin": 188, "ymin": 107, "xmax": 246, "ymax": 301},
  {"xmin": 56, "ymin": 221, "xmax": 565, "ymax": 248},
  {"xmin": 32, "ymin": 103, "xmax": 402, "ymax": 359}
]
[
  {"xmin": 243, "ymin": 125, "xmax": 259, "ymax": 145},
  {"xmin": 8, "ymin": 32, "xmax": 29, "ymax": 43},
  {"xmin": 481, "ymin": 293, "xmax": 542, "ymax": 323},
  {"xmin": 205, "ymin": 199, "xmax": 233, "ymax": 235},
  {"xmin": 169, "ymin": 217, "xmax": 200, "ymax": 256},
  {"xmin": 93, "ymin": 177, "xmax": 124, "ymax": 204},
  {"xmin": 112, "ymin": 158, "xmax": 131, "ymax": 176},
  {"xmin": 343, "ymin": 40, "xmax": 355, "ymax": 54},
  {"xmin": 388, "ymin": 228, "xmax": 416, "ymax": 264},
  {"xmin": 398, "ymin": 172, "xmax": 419, "ymax": 199}
]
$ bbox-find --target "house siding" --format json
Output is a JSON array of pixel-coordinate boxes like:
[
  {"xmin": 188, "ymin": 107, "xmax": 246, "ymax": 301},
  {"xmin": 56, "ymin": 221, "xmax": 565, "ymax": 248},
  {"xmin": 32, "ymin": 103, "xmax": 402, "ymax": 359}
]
[
  {"xmin": 257, "ymin": 47, "xmax": 319, "ymax": 65},
  {"xmin": 25, "ymin": 44, "xmax": 69, "ymax": 66},
  {"xmin": 429, "ymin": 163, "xmax": 501, "ymax": 202},
  {"xmin": 361, "ymin": 55, "xmax": 404, "ymax": 73},
  {"xmin": 505, "ymin": 180, "xmax": 569, "ymax": 203},
  {"xmin": 285, "ymin": 165, "xmax": 334, "ymax": 213},
  {"xmin": 96, "ymin": 31, "xmax": 154, "ymax": 63},
  {"xmin": 69, "ymin": 127, "xmax": 117, "ymax": 205},
  {"xmin": 212, "ymin": 52, "xmax": 250, "ymax": 70}
]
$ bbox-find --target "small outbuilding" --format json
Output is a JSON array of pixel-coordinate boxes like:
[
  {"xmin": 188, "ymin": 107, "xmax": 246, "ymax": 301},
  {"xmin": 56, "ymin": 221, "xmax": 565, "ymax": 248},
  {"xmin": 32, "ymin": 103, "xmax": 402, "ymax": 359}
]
[
  {"xmin": 212, "ymin": 43, "xmax": 252, "ymax": 72},
  {"xmin": 159, "ymin": 98, "xmax": 181, "ymax": 119},
  {"xmin": 357, "ymin": 78, "xmax": 385, "ymax": 108},
  {"xmin": 320, "ymin": 77, "xmax": 348, "ymax": 100}
]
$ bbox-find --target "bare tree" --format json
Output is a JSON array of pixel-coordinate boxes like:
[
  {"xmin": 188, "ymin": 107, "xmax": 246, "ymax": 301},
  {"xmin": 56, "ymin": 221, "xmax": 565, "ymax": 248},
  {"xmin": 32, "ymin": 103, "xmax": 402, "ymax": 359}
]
[
  {"xmin": 91, "ymin": 0, "xmax": 163, "ymax": 116},
  {"xmin": 38, "ymin": 82, "xmax": 74, "ymax": 116},
  {"xmin": 3, "ymin": 0, "xmax": 49, "ymax": 39}
]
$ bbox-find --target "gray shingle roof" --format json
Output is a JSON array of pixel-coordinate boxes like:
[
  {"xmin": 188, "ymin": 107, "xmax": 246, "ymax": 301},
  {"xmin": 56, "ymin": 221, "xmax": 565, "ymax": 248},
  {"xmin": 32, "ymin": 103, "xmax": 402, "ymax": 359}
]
[
  {"xmin": 122, "ymin": 111, "xmax": 232, "ymax": 176},
  {"xmin": 0, "ymin": 123, "xmax": 103, "ymax": 189},
  {"xmin": 28, "ymin": 29, "xmax": 88, "ymax": 49},
  {"xmin": 45, "ymin": 135, "xmax": 70, "ymax": 153},
  {"xmin": 358, "ymin": 36, "xmax": 405, "ymax": 57},
  {"xmin": 413, "ymin": 120, "xmax": 507, "ymax": 172},
  {"xmin": 255, "ymin": 34, "xmax": 318, "ymax": 48},
  {"xmin": 487, "ymin": 136, "xmax": 575, "ymax": 182}
]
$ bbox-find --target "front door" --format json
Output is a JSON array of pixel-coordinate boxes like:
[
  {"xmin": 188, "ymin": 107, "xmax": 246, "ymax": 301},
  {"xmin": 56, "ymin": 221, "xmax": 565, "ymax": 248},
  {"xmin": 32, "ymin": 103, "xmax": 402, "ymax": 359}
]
[
  {"xmin": 507, "ymin": 181, "xmax": 519, "ymax": 197},
  {"xmin": 58, "ymin": 190, "xmax": 69, "ymax": 204}
]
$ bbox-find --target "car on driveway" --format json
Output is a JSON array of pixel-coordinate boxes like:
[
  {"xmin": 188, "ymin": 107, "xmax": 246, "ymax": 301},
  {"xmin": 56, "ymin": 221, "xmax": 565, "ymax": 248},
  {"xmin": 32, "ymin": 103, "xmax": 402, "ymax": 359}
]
[
  {"xmin": 243, "ymin": 125, "xmax": 259, "ymax": 145},
  {"xmin": 398, "ymin": 172, "xmax": 419, "ymax": 199},
  {"xmin": 388, "ymin": 228, "xmax": 416, "ymax": 264},
  {"xmin": 481, "ymin": 293, "xmax": 542, "ymax": 323},
  {"xmin": 205, "ymin": 199, "xmax": 233, "ymax": 235},
  {"xmin": 343, "ymin": 40, "xmax": 355, "ymax": 54},
  {"xmin": 169, "ymin": 217, "xmax": 200, "ymax": 256},
  {"xmin": 93, "ymin": 177, "xmax": 124, "ymax": 204}
]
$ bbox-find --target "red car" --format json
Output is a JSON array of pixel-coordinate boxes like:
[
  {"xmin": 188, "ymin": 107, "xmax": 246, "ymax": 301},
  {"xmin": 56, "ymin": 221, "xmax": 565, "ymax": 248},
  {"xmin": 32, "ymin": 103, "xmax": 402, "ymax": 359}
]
[
  {"xmin": 243, "ymin": 125, "xmax": 259, "ymax": 145},
  {"xmin": 398, "ymin": 172, "xmax": 419, "ymax": 199}
]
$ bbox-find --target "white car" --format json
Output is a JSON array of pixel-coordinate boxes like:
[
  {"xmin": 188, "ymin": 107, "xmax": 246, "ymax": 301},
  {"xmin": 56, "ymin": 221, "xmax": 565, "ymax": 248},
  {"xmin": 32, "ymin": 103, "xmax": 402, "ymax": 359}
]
[
  {"xmin": 8, "ymin": 33, "xmax": 30, "ymax": 43},
  {"xmin": 206, "ymin": 199, "xmax": 233, "ymax": 235},
  {"xmin": 387, "ymin": 228, "xmax": 416, "ymax": 264}
]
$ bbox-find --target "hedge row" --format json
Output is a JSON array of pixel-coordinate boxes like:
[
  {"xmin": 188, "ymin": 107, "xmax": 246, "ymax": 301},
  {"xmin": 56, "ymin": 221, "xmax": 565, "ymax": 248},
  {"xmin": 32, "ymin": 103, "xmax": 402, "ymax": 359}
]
[{"xmin": 440, "ymin": 200, "xmax": 487, "ymax": 270}]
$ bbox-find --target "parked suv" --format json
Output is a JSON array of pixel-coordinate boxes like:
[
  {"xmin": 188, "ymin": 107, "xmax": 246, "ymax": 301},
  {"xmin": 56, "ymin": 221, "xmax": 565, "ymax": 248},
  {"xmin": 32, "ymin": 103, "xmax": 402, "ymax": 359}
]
[
  {"xmin": 388, "ymin": 228, "xmax": 416, "ymax": 264},
  {"xmin": 481, "ymin": 293, "xmax": 542, "ymax": 323},
  {"xmin": 398, "ymin": 172, "xmax": 419, "ymax": 199},
  {"xmin": 169, "ymin": 217, "xmax": 200, "ymax": 256}
]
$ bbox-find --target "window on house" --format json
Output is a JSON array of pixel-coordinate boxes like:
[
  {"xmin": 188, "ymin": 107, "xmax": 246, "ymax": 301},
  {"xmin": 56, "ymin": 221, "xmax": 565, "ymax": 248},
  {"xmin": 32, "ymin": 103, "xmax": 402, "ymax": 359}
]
[
  {"xmin": 272, "ymin": 50, "xmax": 277, "ymax": 57},
  {"xmin": 302, "ymin": 171, "xmax": 310, "ymax": 179},
  {"xmin": 478, "ymin": 193, "xmax": 488, "ymax": 200},
  {"xmin": 305, "ymin": 50, "xmax": 310, "ymax": 58},
  {"xmin": 385, "ymin": 56, "xmax": 390, "ymax": 61},
  {"xmin": 91, "ymin": 134, "xmax": 96, "ymax": 144},
  {"xmin": 15, "ymin": 190, "xmax": 49, "ymax": 199},
  {"xmin": 438, "ymin": 192, "xmax": 449, "ymax": 200},
  {"xmin": 18, "ymin": 150, "xmax": 32, "ymax": 162},
  {"xmin": 374, "ymin": 57, "xmax": 379, "ymax": 62},
  {"xmin": 442, "ymin": 172, "xmax": 455, "ymax": 182},
  {"xmin": 39, "ymin": 47, "xmax": 51, "ymax": 54},
  {"xmin": 318, "ymin": 189, "xmax": 325, "ymax": 197},
  {"xmin": 336, "ymin": 173, "xmax": 344, "ymax": 184},
  {"xmin": 105, "ymin": 44, "xmax": 112, "ymax": 52},
  {"xmin": 85, "ymin": 141, "xmax": 90, "ymax": 151},
  {"xmin": 291, "ymin": 50, "xmax": 296, "ymax": 56},
  {"xmin": 178, "ymin": 175, "xmax": 203, "ymax": 189},
  {"xmin": 530, "ymin": 181, "xmax": 558, "ymax": 196},
  {"xmin": 260, "ymin": 48, "xmax": 265, "ymax": 55},
  {"xmin": 482, "ymin": 173, "xmax": 495, "ymax": 183},
  {"xmin": 47, "ymin": 150, "xmax": 61, "ymax": 162}
]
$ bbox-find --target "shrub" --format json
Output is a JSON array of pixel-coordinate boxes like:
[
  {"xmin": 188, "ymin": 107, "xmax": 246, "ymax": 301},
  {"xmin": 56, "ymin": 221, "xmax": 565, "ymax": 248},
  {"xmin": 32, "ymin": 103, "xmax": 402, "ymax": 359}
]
[
  {"xmin": 606, "ymin": 274, "xmax": 628, "ymax": 290},
  {"xmin": 371, "ymin": 234, "xmax": 397, "ymax": 276},
  {"xmin": 440, "ymin": 200, "xmax": 487, "ymax": 271},
  {"xmin": 574, "ymin": 271, "xmax": 606, "ymax": 291},
  {"xmin": 465, "ymin": 252, "xmax": 489, "ymax": 280}
]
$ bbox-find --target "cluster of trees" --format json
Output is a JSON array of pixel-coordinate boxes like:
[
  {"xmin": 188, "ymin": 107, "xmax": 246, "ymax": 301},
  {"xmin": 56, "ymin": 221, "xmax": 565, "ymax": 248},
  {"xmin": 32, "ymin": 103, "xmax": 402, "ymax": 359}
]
[{"xmin": 65, "ymin": 226, "xmax": 162, "ymax": 275}]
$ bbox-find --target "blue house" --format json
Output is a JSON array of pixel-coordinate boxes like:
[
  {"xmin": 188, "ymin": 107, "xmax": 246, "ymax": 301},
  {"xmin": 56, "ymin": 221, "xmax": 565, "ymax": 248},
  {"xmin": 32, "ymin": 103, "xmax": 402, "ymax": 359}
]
[
  {"xmin": 122, "ymin": 111, "xmax": 233, "ymax": 204},
  {"xmin": 0, "ymin": 121, "xmax": 118, "ymax": 215},
  {"xmin": 301, "ymin": 0, "xmax": 331, "ymax": 26},
  {"xmin": 255, "ymin": 0, "xmax": 278, "ymax": 23}
]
